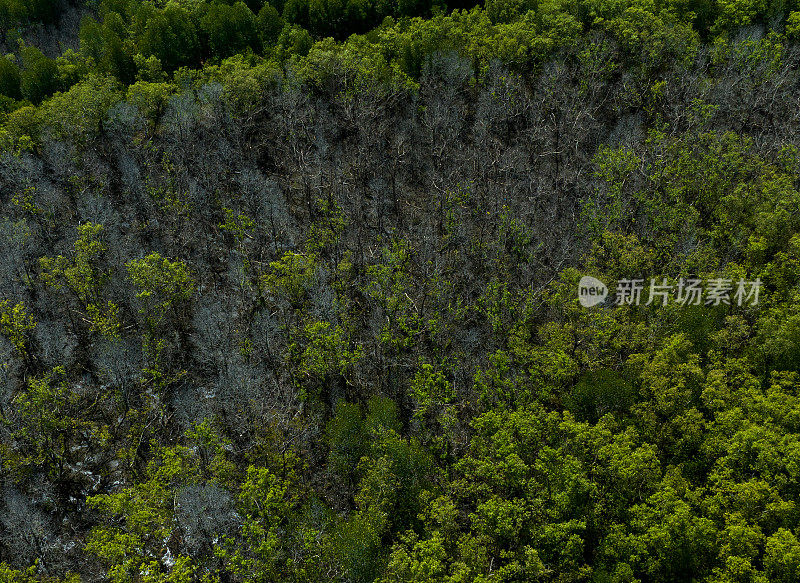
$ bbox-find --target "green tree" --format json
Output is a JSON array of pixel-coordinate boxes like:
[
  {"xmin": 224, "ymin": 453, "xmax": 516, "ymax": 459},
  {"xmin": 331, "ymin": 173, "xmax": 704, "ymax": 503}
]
[
  {"xmin": 1, "ymin": 367, "xmax": 108, "ymax": 483},
  {"xmin": 100, "ymin": 12, "xmax": 135, "ymax": 83},
  {"xmin": 79, "ymin": 16, "xmax": 105, "ymax": 65},
  {"xmin": 138, "ymin": 5, "xmax": 200, "ymax": 71},
  {"xmin": 257, "ymin": 2, "xmax": 284, "ymax": 49},
  {"xmin": 40, "ymin": 222, "xmax": 121, "ymax": 339},
  {"xmin": 200, "ymin": 2, "xmax": 259, "ymax": 61},
  {"xmin": 276, "ymin": 23, "xmax": 313, "ymax": 57},
  {"xmin": 0, "ymin": 563, "xmax": 79, "ymax": 583},
  {"xmin": 86, "ymin": 421, "xmax": 234, "ymax": 583},
  {"xmin": 0, "ymin": 299, "xmax": 36, "ymax": 357},
  {"xmin": 38, "ymin": 74, "xmax": 122, "ymax": 144},
  {"xmin": 0, "ymin": 54, "xmax": 21, "ymax": 99},
  {"xmin": 19, "ymin": 44, "xmax": 59, "ymax": 104},
  {"xmin": 126, "ymin": 253, "xmax": 195, "ymax": 335},
  {"xmin": 217, "ymin": 458, "xmax": 327, "ymax": 583}
]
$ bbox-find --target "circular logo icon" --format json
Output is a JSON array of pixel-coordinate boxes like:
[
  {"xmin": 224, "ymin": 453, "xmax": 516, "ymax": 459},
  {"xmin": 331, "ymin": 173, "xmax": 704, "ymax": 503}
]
[{"xmin": 578, "ymin": 276, "xmax": 608, "ymax": 307}]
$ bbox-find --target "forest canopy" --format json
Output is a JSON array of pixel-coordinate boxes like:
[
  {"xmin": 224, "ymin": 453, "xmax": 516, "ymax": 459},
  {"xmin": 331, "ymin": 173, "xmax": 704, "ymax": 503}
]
[{"xmin": 3, "ymin": 0, "xmax": 800, "ymax": 582}]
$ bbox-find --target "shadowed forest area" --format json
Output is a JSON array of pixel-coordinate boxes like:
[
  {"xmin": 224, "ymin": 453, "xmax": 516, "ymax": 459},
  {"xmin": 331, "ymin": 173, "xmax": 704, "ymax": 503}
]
[{"xmin": 4, "ymin": 0, "xmax": 800, "ymax": 581}]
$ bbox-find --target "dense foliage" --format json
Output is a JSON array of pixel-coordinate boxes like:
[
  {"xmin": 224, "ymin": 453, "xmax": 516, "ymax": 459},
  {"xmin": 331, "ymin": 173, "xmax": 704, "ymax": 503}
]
[{"xmin": 4, "ymin": 0, "xmax": 800, "ymax": 582}]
